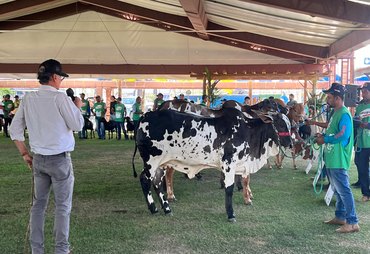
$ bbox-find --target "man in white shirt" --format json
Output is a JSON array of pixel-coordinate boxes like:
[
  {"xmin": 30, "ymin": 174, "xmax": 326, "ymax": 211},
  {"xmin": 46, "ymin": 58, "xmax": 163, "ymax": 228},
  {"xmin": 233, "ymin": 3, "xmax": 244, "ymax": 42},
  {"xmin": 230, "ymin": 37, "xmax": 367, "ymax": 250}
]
[{"xmin": 10, "ymin": 59, "xmax": 84, "ymax": 254}]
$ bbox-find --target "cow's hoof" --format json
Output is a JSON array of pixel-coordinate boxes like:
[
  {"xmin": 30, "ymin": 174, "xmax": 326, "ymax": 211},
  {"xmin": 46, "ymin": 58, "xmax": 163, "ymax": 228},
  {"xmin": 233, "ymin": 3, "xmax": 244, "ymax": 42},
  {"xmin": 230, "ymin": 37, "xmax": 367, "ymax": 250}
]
[
  {"xmin": 167, "ymin": 197, "xmax": 177, "ymax": 202},
  {"xmin": 228, "ymin": 217, "xmax": 237, "ymax": 223},
  {"xmin": 244, "ymin": 200, "xmax": 252, "ymax": 206},
  {"xmin": 165, "ymin": 212, "xmax": 173, "ymax": 216},
  {"xmin": 149, "ymin": 204, "xmax": 158, "ymax": 214},
  {"xmin": 293, "ymin": 166, "xmax": 298, "ymax": 170}
]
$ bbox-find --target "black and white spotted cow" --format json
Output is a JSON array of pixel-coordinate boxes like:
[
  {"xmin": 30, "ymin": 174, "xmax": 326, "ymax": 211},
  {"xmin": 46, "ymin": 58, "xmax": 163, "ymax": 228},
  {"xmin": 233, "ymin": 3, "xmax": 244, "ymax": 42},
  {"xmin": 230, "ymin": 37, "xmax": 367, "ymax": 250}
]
[{"xmin": 132, "ymin": 107, "xmax": 291, "ymax": 222}]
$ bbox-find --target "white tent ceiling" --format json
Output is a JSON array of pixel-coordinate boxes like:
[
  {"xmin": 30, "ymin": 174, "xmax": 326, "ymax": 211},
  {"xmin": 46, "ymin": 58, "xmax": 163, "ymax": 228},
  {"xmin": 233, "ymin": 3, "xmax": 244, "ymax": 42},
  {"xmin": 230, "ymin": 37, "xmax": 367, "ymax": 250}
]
[{"xmin": 0, "ymin": 0, "xmax": 369, "ymax": 80}]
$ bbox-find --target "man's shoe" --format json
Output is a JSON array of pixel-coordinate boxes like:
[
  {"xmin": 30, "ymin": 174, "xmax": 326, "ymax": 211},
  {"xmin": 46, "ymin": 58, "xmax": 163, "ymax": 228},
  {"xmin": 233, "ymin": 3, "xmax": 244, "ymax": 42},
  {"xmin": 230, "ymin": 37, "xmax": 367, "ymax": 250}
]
[
  {"xmin": 362, "ymin": 196, "xmax": 370, "ymax": 202},
  {"xmin": 336, "ymin": 223, "xmax": 360, "ymax": 233},
  {"xmin": 324, "ymin": 218, "xmax": 346, "ymax": 225}
]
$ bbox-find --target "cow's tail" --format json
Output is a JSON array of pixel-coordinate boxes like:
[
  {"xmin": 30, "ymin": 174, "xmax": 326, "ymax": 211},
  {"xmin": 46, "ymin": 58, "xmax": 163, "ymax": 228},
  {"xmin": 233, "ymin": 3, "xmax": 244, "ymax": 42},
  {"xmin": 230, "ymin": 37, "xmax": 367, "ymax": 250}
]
[{"xmin": 132, "ymin": 141, "xmax": 138, "ymax": 178}]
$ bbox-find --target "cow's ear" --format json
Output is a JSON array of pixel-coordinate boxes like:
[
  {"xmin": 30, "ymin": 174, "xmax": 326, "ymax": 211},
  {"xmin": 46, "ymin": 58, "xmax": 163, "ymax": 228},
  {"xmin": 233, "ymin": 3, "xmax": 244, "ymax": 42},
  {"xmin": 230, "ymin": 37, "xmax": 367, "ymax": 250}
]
[
  {"xmin": 259, "ymin": 114, "xmax": 273, "ymax": 123},
  {"xmin": 252, "ymin": 109, "xmax": 273, "ymax": 123}
]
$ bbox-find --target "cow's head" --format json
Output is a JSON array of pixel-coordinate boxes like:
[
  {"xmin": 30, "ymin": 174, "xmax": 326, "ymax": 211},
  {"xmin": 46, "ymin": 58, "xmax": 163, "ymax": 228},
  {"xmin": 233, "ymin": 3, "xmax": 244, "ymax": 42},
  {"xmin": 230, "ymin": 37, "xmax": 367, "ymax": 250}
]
[
  {"xmin": 270, "ymin": 112, "xmax": 292, "ymax": 148},
  {"xmin": 287, "ymin": 103, "xmax": 305, "ymax": 124}
]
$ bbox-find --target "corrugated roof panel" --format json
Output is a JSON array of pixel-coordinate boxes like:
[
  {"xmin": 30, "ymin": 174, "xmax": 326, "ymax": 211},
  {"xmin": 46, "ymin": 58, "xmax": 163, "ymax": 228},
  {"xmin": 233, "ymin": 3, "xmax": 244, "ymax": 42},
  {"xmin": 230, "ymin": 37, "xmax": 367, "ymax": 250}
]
[{"xmin": 204, "ymin": 0, "xmax": 361, "ymax": 46}]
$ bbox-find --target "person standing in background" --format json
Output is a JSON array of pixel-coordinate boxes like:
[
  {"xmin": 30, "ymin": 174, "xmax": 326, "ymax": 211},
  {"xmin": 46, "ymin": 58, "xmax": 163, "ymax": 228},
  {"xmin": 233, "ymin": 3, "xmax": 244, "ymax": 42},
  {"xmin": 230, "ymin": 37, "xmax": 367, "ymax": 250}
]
[
  {"xmin": 153, "ymin": 93, "xmax": 164, "ymax": 111},
  {"xmin": 132, "ymin": 96, "xmax": 143, "ymax": 137},
  {"xmin": 114, "ymin": 97, "xmax": 129, "ymax": 140},
  {"xmin": 200, "ymin": 95, "xmax": 208, "ymax": 107},
  {"xmin": 353, "ymin": 82, "xmax": 370, "ymax": 200},
  {"xmin": 3, "ymin": 94, "xmax": 14, "ymax": 137},
  {"xmin": 287, "ymin": 94, "xmax": 297, "ymax": 107},
  {"xmin": 243, "ymin": 96, "xmax": 251, "ymax": 106},
  {"xmin": 93, "ymin": 95, "xmax": 106, "ymax": 139},
  {"xmin": 78, "ymin": 93, "xmax": 90, "ymax": 139},
  {"xmin": 9, "ymin": 59, "xmax": 84, "ymax": 253}
]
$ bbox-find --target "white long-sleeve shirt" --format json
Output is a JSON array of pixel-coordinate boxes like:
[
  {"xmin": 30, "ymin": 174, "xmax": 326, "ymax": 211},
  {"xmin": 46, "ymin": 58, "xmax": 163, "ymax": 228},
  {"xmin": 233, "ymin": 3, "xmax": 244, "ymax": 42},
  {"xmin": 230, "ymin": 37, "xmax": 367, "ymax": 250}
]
[{"xmin": 9, "ymin": 85, "xmax": 84, "ymax": 155}]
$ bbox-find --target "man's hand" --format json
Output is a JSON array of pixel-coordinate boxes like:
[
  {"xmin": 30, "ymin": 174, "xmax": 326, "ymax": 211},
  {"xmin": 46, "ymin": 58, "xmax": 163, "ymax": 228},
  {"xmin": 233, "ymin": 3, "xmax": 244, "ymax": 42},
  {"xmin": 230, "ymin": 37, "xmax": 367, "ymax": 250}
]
[
  {"xmin": 74, "ymin": 97, "xmax": 83, "ymax": 108},
  {"xmin": 314, "ymin": 133, "xmax": 325, "ymax": 145},
  {"xmin": 22, "ymin": 153, "xmax": 33, "ymax": 169}
]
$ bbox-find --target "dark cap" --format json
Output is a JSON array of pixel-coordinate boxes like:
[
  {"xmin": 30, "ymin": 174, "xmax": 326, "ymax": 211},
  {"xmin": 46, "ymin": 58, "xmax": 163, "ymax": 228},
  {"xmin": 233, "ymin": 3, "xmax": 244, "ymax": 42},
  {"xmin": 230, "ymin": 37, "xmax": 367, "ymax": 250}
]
[
  {"xmin": 358, "ymin": 82, "xmax": 370, "ymax": 91},
  {"xmin": 323, "ymin": 82, "xmax": 345, "ymax": 96},
  {"xmin": 157, "ymin": 93, "xmax": 163, "ymax": 96},
  {"xmin": 37, "ymin": 59, "xmax": 69, "ymax": 79},
  {"xmin": 80, "ymin": 93, "xmax": 85, "ymax": 96},
  {"xmin": 221, "ymin": 98, "xmax": 227, "ymax": 102}
]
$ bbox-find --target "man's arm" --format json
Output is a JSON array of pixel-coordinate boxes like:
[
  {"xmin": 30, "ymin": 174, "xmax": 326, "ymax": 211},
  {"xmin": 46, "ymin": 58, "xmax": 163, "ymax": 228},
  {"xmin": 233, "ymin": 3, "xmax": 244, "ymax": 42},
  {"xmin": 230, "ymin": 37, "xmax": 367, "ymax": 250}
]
[
  {"xmin": 13, "ymin": 140, "xmax": 33, "ymax": 168},
  {"xmin": 57, "ymin": 94, "xmax": 84, "ymax": 131},
  {"xmin": 321, "ymin": 113, "xmax": 352, "ymax": 145},
  {"xmin": 9, "ymin": 99, "xmax": 32, "ymax": 168},
  {"xmin": 306, "ymin": 120, "xmax": 328, "ymax": 129}
]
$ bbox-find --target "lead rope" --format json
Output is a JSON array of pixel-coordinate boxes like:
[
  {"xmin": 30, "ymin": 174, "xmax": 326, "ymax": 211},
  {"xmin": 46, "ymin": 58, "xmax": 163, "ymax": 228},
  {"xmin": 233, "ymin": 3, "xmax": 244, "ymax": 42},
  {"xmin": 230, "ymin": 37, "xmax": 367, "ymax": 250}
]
[
  {"xmin": 311, "ymin": 140, "xmax": 324, "ymax": 195},
  {"xmin": 24, "ymin": 166, "xmax": 34, "ymax": 254}
]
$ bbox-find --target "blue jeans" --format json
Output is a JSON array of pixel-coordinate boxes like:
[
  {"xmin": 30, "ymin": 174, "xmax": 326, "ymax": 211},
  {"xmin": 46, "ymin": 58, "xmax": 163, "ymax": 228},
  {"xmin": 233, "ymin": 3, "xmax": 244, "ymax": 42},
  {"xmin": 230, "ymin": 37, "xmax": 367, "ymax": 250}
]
[
  {"xmin": 326, "ymin": 168, "xmax": 358, "ymax": 225},
  {"xmin": 115, "ymin": 121, "xmax": 123, "ymax": 139},
  {"xmin": 95, "ymin": 117, "xmax": 105, "ymax": 139},
  {"xmin": 356, "ymin": 148, "xmax": 370, "ymax": 197}
]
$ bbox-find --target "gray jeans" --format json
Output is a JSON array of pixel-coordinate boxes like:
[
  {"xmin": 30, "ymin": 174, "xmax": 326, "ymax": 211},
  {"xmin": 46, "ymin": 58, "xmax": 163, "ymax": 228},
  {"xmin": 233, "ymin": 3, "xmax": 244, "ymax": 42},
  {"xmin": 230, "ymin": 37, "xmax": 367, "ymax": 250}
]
[{"xmin": 31, "ymin": 152, "xmax": 74, "ymax": 254}]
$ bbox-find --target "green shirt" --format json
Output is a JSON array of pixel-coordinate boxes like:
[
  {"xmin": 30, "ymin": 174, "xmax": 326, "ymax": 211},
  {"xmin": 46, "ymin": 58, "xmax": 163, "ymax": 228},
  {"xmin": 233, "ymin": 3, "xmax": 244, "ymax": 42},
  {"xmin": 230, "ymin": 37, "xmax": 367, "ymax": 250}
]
[
  {"xmin": 94, "ymin": 102, "xmax": 106, "ymax": 118},
  {"xmin": 115, "ymin": 103, "xmax": 126, "ymax": 122},
  {"xmin": 154, "ymin": 98, "xmax": 164, "ymax": 110},
  {"xmin": 132, "ymin": 102, "xmax": 142, "ymax": 121},
  {"xmin": 80, "ymin": 99, "xmax": 90, "ymax": 116},
  {"xmin": 3, "ymin": 100, "xmax": 14, "ymax": 118},
  {"xmin": 355, "ymin": 102, "xmax": 370, "ymax": 148},
  {"xmin": 324, "ymin": 106, "xmax": 354, "ymax": 170}
]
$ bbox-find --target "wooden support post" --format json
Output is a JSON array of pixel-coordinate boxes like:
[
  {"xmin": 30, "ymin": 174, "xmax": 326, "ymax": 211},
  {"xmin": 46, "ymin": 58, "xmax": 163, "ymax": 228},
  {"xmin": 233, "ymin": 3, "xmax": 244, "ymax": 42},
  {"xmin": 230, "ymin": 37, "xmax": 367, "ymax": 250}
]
[
  {"xmin": 303, "ymin": 80, "xmax": 308, "ymax": 104},
  {"xmin": 118, "ymin": 80, "xmax": 122, "ymax": 98},
  {"xmin": 96, "ymin": 86, "xmax": 103, "ymax": 97},
  {"xmin": 329, "ymin": 62, "xmax": 336, "ymax": 86},
  {"xmin": 248, "ymin": 80, "xmax": 253, "ymax": 104}
]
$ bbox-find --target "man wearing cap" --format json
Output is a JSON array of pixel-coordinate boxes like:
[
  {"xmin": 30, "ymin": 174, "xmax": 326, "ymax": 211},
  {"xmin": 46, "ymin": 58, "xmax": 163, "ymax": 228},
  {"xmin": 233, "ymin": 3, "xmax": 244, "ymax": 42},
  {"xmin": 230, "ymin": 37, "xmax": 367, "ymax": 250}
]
[
  {"xmin": 315, "ymin": 82, "xmax": 359, "ymax": 233},
  {"xmin": 114, "ymin": 97, "xmax": 129, "ymax": 140},
  {"xmin": 153, "ymin": 93, "xmax": 164, "ymax": 111},
  {"xmin": 78, "ymin": 93, "xmax": 90, "ymax": 139},
  {"xmin": 3, "ymin": 94, "xmax": 14, "ymax": 137},
  {"xmin": 353, "ymin": 82, "xmax": 370, "ymax": 201},
  {"xmin": 9, "ymin": 59, "xmax": 84, "ymax": 253},
  {"xmin": 93, "ymin": 95, "xmax": 106, "ymax": 139}
]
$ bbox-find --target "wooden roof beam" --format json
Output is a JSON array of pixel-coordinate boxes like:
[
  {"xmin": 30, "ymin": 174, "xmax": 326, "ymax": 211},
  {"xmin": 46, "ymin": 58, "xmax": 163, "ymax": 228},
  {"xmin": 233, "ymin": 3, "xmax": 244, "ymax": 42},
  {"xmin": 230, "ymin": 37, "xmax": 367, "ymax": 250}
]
[
  {"xmin": 179, "ymin": 0, "xmax": 209, "ymax": 40},
  {"xmin": 0, "ymin": 3, "xmax": 89, "ymax": 30},
  {"xmin": 0, "ymin": 0, "xmax": 78, "ymax": 20},
  {"xmin": 329, "ymin": 30, "xmax": 370, "ymax": 58},
  {"xmin": 0, "ymin": 63, "xmax": 325, "ymax": 76}
]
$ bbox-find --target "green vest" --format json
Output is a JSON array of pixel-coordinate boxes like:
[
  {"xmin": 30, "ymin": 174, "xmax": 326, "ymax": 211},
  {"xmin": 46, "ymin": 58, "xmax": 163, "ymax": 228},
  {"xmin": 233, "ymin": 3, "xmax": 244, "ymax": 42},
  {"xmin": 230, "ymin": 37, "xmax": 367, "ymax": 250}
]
[
  {"xmin": 80, "ymin": 99, "xmax": 90, "ymax": 116},
  {"xmin": 132, "ymin": 102, "xmax": 142, "ymax": 121},
  {"xmin": 324, "ymin": 106, "xmax": 354, "ymax": 170},
  {"xmin": 355, "ymin": 102, "xmax": 370, "ymax": 148},
  {"xmin": 94, "ymin": 102, "xmax": 105, "ymax": 118},
  {"xmin": 115, "ymin": 103, "xmax": 126, "ymax": 122},
  {"xmin": 3, "ymin": 100, "xmax": 14, "ymax": 118}
]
